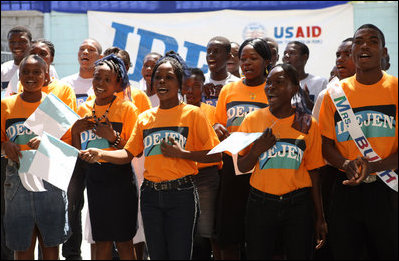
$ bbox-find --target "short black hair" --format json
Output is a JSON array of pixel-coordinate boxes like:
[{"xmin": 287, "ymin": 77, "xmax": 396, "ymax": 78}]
[
  {"xmin": 144, "ymin": 52, "xmax": 162, "ymax": 61},
  {"xmin": 342, "ymin": 37, "xmax": 354, "ymax": 43},
  {"xmin": 263, "ymin": 37, "xmax": 279, "ymax": 52},
  {"xmin": 19, "ymin": 54, "xmax": 47, "ymax": 71},
  {"xmin": 189, "ymin": 68, "xmax": 205, "ymax": 83},
  {"xmin": 355, "ymin": 24, "xmax": 385, "ymax": 47},
  {"xmin": 208, "ymin": 36, "xmax": 231, "ymax": 54},
  {"xmin": 32, "ymin": 39, "xmax": 55, "ymax": 58},
  {"xmin": 288, "ymin": 41, "xmax": 309, "ymax": 56},
  {"xmin": 82, "ymin": 38, "xmax": 102, "ymax": 54},
  {"xmin": 7, "ymin": 26, "xmax": 32, "ymax": 41},
  {"xmin": 104, "ymin": 47, "xmax": 131, "ymax": 69}
]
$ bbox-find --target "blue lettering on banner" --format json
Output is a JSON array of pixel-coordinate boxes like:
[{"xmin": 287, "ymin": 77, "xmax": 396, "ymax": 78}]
[
  {"xmin": 111, "ymin": 22, "xmax": 209, "ymax": 82},
  {"xmin": 274, "ymin": 26, "xmax": 322, "ymax": 39},
  {"xmin": 111, "ymin": 22, "xmax": 135, "ymax": 50}
]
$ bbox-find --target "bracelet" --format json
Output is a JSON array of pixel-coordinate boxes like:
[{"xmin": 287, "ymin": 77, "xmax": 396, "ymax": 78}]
[
  {"xmin": 112, "ymin": 132, "xmax": 121, "ymax": 148},
  {"xmin": 342, "ymin": 159, "xmax": 350, "ymax": 170}
]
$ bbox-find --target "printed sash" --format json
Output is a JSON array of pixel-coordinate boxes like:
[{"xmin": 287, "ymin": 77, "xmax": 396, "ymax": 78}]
[{"xmin": 329, "ymin": 83, "xmax": 398, "ymax": 192}]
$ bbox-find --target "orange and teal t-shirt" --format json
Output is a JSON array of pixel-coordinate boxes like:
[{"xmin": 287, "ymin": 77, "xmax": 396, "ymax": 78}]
[
  {"xmin": 130, "ymin": 87, "xmax": 151, "ymax": 114},
  {"xmin": 1, "ymin": 93, "xmax": 45, "ymax": 152},
  {"xmin": 87, "ymin": 88, "xmax": 151, "ymax": 115},
  {"xmin": 238, "ymin": 107, "xmax": 325, "ymax": 195},
  {"xmin": 18, "ymin": 79, "xmax": 77, "ymax": 112},
  {"xmin": 319, "ymin": 72, "xmax": 398, "ymax": 168},
  {"xmin": 77, "ymin": 96, "xmax": 139, "ymax": 162},
  {"xmin": 124, "ymin": 103, "xmax": 218, "ymax": 182},
  {"xmin": 215, "ymin": 79, "xmax": 268, "ymax": 133},
  {"xmin": 198, "ymin": 102, "xmax": 222, "ymax": 169}
]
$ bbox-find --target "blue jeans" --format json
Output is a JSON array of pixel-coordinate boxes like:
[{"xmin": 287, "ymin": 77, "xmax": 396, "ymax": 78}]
[{"xmin": 140, "ymin": 179, "xmax": 199, "ymax": 260}]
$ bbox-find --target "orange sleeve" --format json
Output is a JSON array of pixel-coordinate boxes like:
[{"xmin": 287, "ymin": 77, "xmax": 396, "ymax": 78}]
[
  {"xmin": 62, "ymin": 84, "xmax": 77, "ymax": 112},
  {"xmin": 132, "ymin": 89, "xmax": 151, "ymax": 114},
  {"xmin": 304, "ymin": 118, "xmax": 325, "ymax": 171},
  {"xmin": 61, "ymin": 129, "xmax": 72, "ymax": 145},
  {"xmin": 124, "ymin": 117, "xmax": 144, "ymax": 157},
  {"xmin": 215, "ymin": 86, "xmax": 228, "ymax": 127},
  {"xmin": 188, "ymin": 108, "xmax": 219, "ymax": 152},
  {"xmin": 318, "ymin": 91, "xmax": 336, "ymax": 140},
  {"xmin": 1, "ymin": 100, "xmax": 8, "ymax": 143},
  {"xmin": 121, "ymin": 103, "xmax": 139, "ymax": 142}
]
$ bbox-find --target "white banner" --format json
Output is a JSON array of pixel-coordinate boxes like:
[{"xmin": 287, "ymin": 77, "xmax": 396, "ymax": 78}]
[{"xmin": 88, "ymin": 3, "xmax": 353, "ymax": 82}]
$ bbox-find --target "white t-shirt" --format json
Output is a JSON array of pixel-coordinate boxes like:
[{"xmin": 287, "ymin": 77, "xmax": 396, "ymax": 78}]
[
  {"xmin": 299, "ymin": 73, "xmax": 328, "ymax": 103},
  {"xmin": 1, "ymin": 60, "xmax": 18, "ymax": 88},
  {"xmin": 203, "ymin": 72, "xmax": 240, "ymax": 106},
  {"xmin": 312, "ymin": 76, "xmax": 339, "ymax": 121},
  {"xmin": 61, "ymin": 73, "xmax": 94, "ymax": 107},
  {"xmin": 137, "ymin": 78, "xmax": 147, "ymax": 92},
  {"xmin": 1, "ymin": 60, "xmax": 18, "ymax": 99},
  {"xmin": 132, "ymin": 79, "xmax": 160, "ymax": 108}
]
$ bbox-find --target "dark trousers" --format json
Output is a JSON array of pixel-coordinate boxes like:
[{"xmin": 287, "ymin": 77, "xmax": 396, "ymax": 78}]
[
  {"xmin": 245, "ymin": 186, "xmax": 314, "ymax": 260},
  {"xmin": 1, "ymin": 157, "xmax": 14, "ymax": 260},
  {"xmin": 141, "ymin": 181, "xmax": 199, "ymax": 260},
  {"xmin": 329, "ymin": 171, "xmax": 398, "ymax": 260},
  {"xmin": 62, "ymin": 159, "xmax": 87, "ymax": 260}
]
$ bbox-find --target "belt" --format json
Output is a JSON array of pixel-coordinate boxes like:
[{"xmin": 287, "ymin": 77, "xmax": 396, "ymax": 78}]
[
  {"xmin": 250, "ymin": 186, "xmax": 311, "ymax": 201},
  {"xmin": 142, "ymin": 175, "xmax": 194, "ymax": 191}
]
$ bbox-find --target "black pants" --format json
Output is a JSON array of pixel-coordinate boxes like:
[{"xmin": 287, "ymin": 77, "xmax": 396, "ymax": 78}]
[
  {"xmin": 1, "ymin": 157, "xmax": 14, "ymax": 260},
  {"xmin": 245, "ymin": 186, "xmax": 314, "ymax": 260},
  {"xmin": 329, "ymin": 171, "xmax": 398, "ymax": 260},
  {"xmin": 62, "ymin": 159, "xmax": 88, "ymax": 260}
]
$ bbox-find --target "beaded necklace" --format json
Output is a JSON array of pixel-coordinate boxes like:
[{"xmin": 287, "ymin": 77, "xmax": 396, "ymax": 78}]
[{"xmin": 92, "ymin": 95, "xmax": 116, "ymax": 124}]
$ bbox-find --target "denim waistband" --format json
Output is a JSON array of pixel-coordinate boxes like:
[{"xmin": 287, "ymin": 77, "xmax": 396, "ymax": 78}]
[
  {"xmin": 142, "ymin": 175, "xmax": 194, "ymax": 191},
  {"xmin": 249, "ymin": 186, "xmax": 311, "ymax": 201}
]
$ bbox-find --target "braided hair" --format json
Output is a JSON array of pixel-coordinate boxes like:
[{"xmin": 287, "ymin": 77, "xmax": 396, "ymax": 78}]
[{"xmin": 95, "ymin": 54, "xmax": 129, "ymax": 90}]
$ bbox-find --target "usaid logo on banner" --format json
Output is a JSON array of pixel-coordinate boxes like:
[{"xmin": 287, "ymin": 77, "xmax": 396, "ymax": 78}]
[{"xmin": 274, "ymin": 25, "xmax": 323, "ymax": 45}]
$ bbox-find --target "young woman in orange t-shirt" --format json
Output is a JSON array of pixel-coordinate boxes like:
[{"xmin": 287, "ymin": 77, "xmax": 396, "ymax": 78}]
[{"xmin": 238, "ymin": 64, "xmax": 327, "ymax": 259}]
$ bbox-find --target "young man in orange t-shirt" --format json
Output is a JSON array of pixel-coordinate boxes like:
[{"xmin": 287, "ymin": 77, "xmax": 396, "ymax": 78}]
[{"xmin": 319, "ymin": 24, "xmax": 398, "ymax": 260}]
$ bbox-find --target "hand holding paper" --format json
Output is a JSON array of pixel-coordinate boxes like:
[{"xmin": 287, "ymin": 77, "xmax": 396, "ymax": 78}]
[{"xmin": 207, "ymin": 132, "xmax": 263, "ymax": 155}]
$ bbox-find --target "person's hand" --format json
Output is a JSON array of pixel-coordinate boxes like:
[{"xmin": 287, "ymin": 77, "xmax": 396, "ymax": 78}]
[
  {"xmin": 342, "ymin": 157, "xmax": 367, "ymax": 186},
  {"xmin": 27, "ymin": 136, "xmax": 41, "ymax": 150},
  {"xmin": 315, "ymin": 217, "xmax": 328, "ymax": 250},
  {"xmin": 79, "ymin": 148, "xmax": 102, "ymax": 164},
  {"xmin": 302, "ymin": 84, "xmax": 314, "ymax": 110},
  {"xmin": 93, "ymin": 118, "xmax": 117, "ymax": 142},
  {"xmin": 3, "ymin": 141, "xmax": 22, "ymax": 163},
  {"xmin": 251, "ymin": 128, "xmax": 277, "ymax": 155},
  {"xmin": 71, "ymin": 116, "xmax": 95, "ymax": 135},
  {"xmin": 213, "ymin": 123, "xmax": 230, "ymax": 141},
  {"xmin": 160, "ymin": 137, "xmax": 184, "ymax": 158},
  {"xmin": 342, "ymin": 157, "xmax": 374, "ymax": 186}
]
